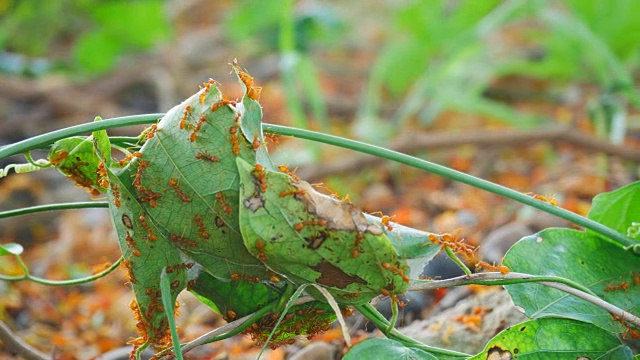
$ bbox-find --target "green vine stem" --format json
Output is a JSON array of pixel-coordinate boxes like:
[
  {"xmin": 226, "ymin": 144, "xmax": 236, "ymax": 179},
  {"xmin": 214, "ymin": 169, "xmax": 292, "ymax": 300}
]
[
  {"xmin": 387, "ymin": 300, "xmax": 398, "ymax": 333},
  {"xmin": 0, "ymin": 202, "xmax": 108, "ymax": 219},
  {"xmin": 0, "ymin": 115, "xmax": 636, "ymax": 252},
  {"xmin": 0, "ymin": 114, "xmax": 163, "ymax": 159},
  {"xmin": 262, "ymin": 124, "xmax": 638, "ymax": 252},
  {"xmin": 109, "ymin": 135, "xmax": 144, "ymax": 148},
  {"xmin": 23, "ymin": 151, "xmax": 50, "ymax": 168},
  {"xmin": 444, "ymin": 247, "xmax": 472, "ymax": 276},
  {"xmin": 0, "ymin": 256, "xmax": 122, "ymax": 286},
  {"xmin": 356, "ymin": 303, "xmax": 470, "ymax": 359},
  {"xmin": 412, "ymin": 272, "xmax": 595, "ymax": 297},
  {"xmin": 411, "ymin": 272, "xmax": 640, "ymax": 328}
]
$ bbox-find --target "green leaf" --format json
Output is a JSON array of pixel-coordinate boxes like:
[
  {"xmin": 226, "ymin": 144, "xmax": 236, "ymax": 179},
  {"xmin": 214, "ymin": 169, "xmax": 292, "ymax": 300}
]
[
  {"xmin": 344, "ymin": 338, "xmax": 437, "ymax": 360},
  {"xmin": 503, "ymin": 228, "xmax": 640, "ymax": 333},
  {"xmin": 92, "ymin": 116, "xmax": 111, "ymax": 167},
  {"xmin": 469, "ymin": 318, "xmax": 633, "ymax": 359},
  {"xmin": 588, "ymin": 181, "xmax": 640, "ymax": 242},
  {"xmin": 0, "ymin": 243, "xmax": 24, "ymax": 256},
  {"xmin": 48, "ymin": 136, "xmax": 107, "ymax": 194},
  {"xmin": 100, "ymin": 68, "xmax": 281, "ymax": 347},
  {"xmin": 104, "ymin": 164, "xmax": 188, "ymax": 346},
  {"xmin": 223, "ymin": 0, "xmax": 282, "ymax": 43},
  {"xmin": 190, "ymin": 270, "xmax": 339, "ymax": 348},
  {"xmin": 189, "ymin": 270, "xmax": 283, "ymax": 319},
  {"xmin": 237, "ymin": 157, "xmax": 410, "ymax": 305},
  {"xmin": 376, "ymin": 41, "xmax": 430, "ymax": 97},
  {"xmin": 111, "ymin": 74, "xmax": 269, "ymax": 282}
]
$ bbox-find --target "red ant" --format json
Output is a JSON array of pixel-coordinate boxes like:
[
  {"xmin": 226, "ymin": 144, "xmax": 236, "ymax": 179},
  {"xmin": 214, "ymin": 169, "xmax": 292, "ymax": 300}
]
[
  {"xmin": 255, "ymin": 239, "xmax": 267, "ymax": 262},
  {"xmin": 168, "ymin": 177, "xmax": 192, "ymax": 203},
  {"xmin": 194, "ymin": 214, "xmax": 209, "ymax": 239},
  {"xmin": 198, "ymin": 79, "xmax": 216, "ymax": 104},
  {"xmin": 475, "ymin": 261, "xmax": 510, "ymax": 274},
  {"xmin": 293, "ymin": 220, "xmax": 327, "ymax": 231},
  {"xmin": 179, "ymin": 105, "xmax": 192, "ymax": 130}
]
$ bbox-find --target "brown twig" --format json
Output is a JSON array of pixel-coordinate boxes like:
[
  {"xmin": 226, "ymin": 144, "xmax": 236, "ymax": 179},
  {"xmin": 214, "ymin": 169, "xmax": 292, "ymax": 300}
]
[
  {"xmin": 296, "ymin": 126, "xmax": 640, "ymax": 181},
  {"xmin": 0, "ymin": 321, "xmax": 49, "ymax": 360}
]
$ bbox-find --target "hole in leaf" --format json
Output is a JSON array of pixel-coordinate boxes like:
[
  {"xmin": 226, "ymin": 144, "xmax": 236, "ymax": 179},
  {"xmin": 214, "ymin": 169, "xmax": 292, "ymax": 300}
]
[{"xmin": 487, "ymin": 346, "xmax": 512, "ymax": 360}]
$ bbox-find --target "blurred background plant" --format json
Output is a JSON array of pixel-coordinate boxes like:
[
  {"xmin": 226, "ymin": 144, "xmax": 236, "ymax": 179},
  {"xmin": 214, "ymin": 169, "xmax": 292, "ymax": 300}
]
[
  {"xmin": 1, "ymin": 0, "xmax": 639, "ymax": 358},
  {"xmin": 0, "ymin": 0, "xmax": 171, "ymax": 75},
  {"xmin": 2, "ymin": 0, "xmax": 639, "ymax": 142}
]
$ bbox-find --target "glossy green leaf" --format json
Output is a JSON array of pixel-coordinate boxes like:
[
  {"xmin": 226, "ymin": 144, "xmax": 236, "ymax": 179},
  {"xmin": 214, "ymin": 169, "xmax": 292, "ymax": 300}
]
[
  {"xmin": 588, "ymin": 181, "xmax": 640, "ymax": 243},
  {"xmin": 344, "ymin": 338, "xmax": 437, "ymax": 360},
  {"xmin": 0, "ymin": 243, "xmax": 24, "ymax": 256},
  {"xmin": 503, "ymin": 228, "xmax": 640, "ymax": 333},
  {"xmin": 469, "ymin": 318, "xmax": 633, "ymax": 359}
]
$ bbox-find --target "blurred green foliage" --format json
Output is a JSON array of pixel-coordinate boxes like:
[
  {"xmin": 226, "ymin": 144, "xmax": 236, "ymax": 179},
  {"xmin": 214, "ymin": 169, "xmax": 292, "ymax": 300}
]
[
  {"xmin": 72, "ymin": 1, "xmax": 171, "ymax": 73},
  {"xmin": 1, "ymin": 0, "xmax": 638, "ymax": 138},
  {"xmin": 222, "ymin": 0, "xmax": 342, "ymax": 53},
  {"xmin": 376, "ymin": 0, "xmax": 501, "ymax": 96},
  {"xmin": 0, "ymin": 0, "xmax": 89, "ymax": 58},
  {"xmin": 559, "ymin": 0, "xmax": 640, "ymax": 65},
  {"xmin": 353, "ymin": 0, "xmax": 640, "ymax": 140},
  {"xmin": 0, "ymin": 0, "xmax": 171, "ymax": 75}
]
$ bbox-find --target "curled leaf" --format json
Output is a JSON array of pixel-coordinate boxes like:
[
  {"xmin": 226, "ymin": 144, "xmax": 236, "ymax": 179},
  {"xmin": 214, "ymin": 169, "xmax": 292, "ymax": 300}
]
[
  {"xmin": 49, "ymin": 136, "xmax": 107, "ymax": 195},
  {"xmin": 237, "ymin": 157, "xmax": 410, "ymax": 305},
  {"xmin": 0, "ymin": 243, "xmax": 24, "ymax": 256}
]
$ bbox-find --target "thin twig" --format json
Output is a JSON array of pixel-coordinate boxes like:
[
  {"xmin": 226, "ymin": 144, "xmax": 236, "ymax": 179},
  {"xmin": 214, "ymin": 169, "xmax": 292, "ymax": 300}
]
[
  {"xmin": 0, "ymin": 321, "xmax": 49, "ymax": 360},
  {"xmin": 297, "ymin": 126, "xmax": 640, "ymax": 181},
  {"xmin": 444, "ymin": 247, "xmax": 472, "ymax": 276},
  {"xmin": 410, "ymin": 272, "xmax": 640, "ymax": 328}
]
